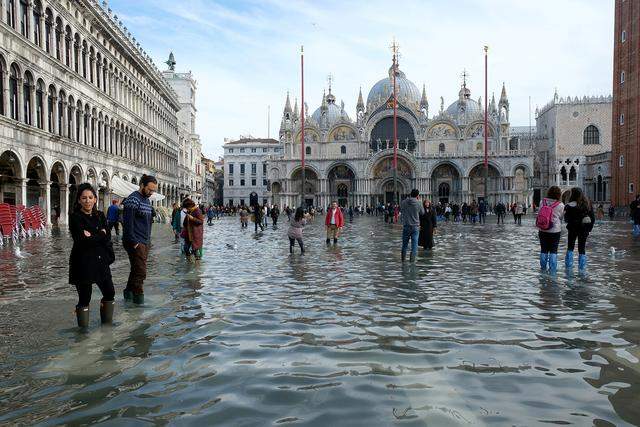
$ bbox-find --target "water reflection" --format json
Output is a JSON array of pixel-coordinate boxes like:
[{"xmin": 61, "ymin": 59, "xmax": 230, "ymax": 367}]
[{"xmin": 0, "ymin": 218, "xmax": 639, "ymax": 425}]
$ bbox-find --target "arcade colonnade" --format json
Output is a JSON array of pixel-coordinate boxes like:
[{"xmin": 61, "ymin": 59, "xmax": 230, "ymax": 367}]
[
  {"xmin": 0, "ymin": 149, "xmax": 181, "ymax": 225},
  {"xmin": 269, "ymin": 153, "xmax": 533, "ymax": 208}
]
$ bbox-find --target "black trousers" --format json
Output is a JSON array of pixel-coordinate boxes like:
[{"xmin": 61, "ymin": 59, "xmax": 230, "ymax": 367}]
[
  {"xmin": 539, "ymin": 231, "xmax": 561, "ymax": 254},
  {"xmin": 567, "ymin": 230, "xmax": 588, "ymax": 254},
  {"xmin": 289, "ymin": 237, "xmax": 304, "ymax": 252},
  {"xmin": 75, "ymin": 277, "xmax": 115, "ymax": 307},
  {"xmin": 107, "ymin": 221, "xmax": 120, "ymax": 236}
]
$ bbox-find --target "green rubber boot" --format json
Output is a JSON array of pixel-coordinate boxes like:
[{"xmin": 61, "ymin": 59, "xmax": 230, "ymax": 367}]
[
  {"xmin": 100, "ymin": 300, "xmax": 114, "ymax": 324},
  {"xmin": 123, "ymin": 289, "xmax": 133, "ymax": 301},
  {"xmin": 76, "ymin": 306, "xmax": 89, "ymax": 329},
  {"xmin": 132, "ymin": 293, "xmax": 144, "ymax": 305}
]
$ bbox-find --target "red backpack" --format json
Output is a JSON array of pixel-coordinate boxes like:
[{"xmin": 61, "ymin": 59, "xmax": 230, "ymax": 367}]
[{"xmin": 536, "ymin": 199, "xmax": 560, "ymax": 230}]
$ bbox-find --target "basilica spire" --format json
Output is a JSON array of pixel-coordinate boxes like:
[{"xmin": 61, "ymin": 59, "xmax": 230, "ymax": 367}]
[
  {"xmin": 293, "ymin": 98, "xmax": 299, "ymax": 119},
  {"xmin": 499, "ymin": 82, "xmax": 509, "ymax": 106},
  {"xmin": 420, "ymin": 84, "xmax": 428, "ymax": 109},
  {"xmin": 283, "ymin": 91, "xmax": 292, "ymax": 113},
  {"xmin": 356, "ymin": 86, "xmax": 365, "ymax": 113}
]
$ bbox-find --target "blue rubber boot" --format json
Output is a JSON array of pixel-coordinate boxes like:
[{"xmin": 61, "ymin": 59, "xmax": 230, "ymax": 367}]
[
  {"xmin": 539, "ymin": 252, "xmax": 548, "ymax": 270},
  {"xmin": 548, "ymin": 253, "xmax": 558, "ymax": 273},
  {"xmin": 633, "ymin": 224, "xmax": 640, "ymax": 236},
  {"xmin": 578, "ymin": 254, "xmax": 587, "ymax": 271},
  {"xmin": 565, "ymin": 250, "xmax": 574, "ymax": 268}
]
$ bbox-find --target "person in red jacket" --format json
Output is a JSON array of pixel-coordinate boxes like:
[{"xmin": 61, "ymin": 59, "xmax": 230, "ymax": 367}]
[{"xmin": 325, "ymin": 201, "xmax": 344, "ymax": 244}]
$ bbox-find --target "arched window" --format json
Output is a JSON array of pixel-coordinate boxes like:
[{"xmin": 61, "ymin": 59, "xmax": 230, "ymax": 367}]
[
  {"xmin": 305, "ymin": 146, "xmax": 311, "ymax": 155},
  {"xmin": 560, "ymin": 166, "xmax": 567, "ymax": 184},
  {"xmin": 73, "ymin": 34, "xmax": 80, "ymax": 73},
  {"xmin": 47, "ymin": 85, "xmax": 55, "ymax": 132},
  {"xmin": 57, "ymin": 90, "xmax": 64, "ymax": 136},
  {"xmin": 44, "ymin": 9, "xmax": 52, "ymax": 53},
  {"xmin": 19, "ymin": 0, "xmax": 28, "ymax": 37},
  {"xmin": 569, "ymin": 166, "xmax": 577, "ymax": 183},
  {"xmin": 33, "ymin": 1, "xmax": 42, "ymax": 47},
  {"xmin": 81, "ymin": 41, "xmax": 87, "ymax": 78},
  {"xmin": 9, "ymin": 64, "xmax": 19, "ymax": 120},
  {"xmin": 7, "ymin": 0, "xmax": 16, "ymax": 29},
  {"xmin": 340, "ymin": 145, "xmax": 346, "ymax": 155},
  {"xmin": 0, "ymin": 60, "xmax": 5, "ymax": 116},
  {"xmin": 54, "ymin": 18, "xmax": 62, "ymax": 61},
  {"xmin": 23, "ymin": 71, "xmax": 33, "ymax": 125},
  {"xmin": 75, "ymin": 101, "xmax": 82, "ymax": 142},
  {"xmin": 67, "ymin": 96, "xmax": 74, "ymax": 138},
  {"xmin": 439, "ymin": 143, "xmax": 445, "ymax": 153},
  {"xmin": 35, "ymin": 80, "xmax": 44, "ymax": 129},
  {"xmin": 583, "ymin": 125, "xmax": 600, "ymax": 145}
]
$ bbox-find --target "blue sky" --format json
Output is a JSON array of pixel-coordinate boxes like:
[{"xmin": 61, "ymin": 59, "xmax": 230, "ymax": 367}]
[{"xmin": 109, "ymin": 0, "xmax": 614, "ymax": 159}]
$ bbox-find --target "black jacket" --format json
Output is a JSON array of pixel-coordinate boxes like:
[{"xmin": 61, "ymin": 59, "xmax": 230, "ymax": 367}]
[
  {"xmin": 564, "ymin": 202, "xmax": 595, "ymax": 234},
  {"xmin": 69, "ymin": 210, "xmax": 113, "ymax": 284}
]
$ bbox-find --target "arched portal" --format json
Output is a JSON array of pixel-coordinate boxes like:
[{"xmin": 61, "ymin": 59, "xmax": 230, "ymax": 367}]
[
  {"xmin": 68, "ymin": 165, "xmax": 83, "ymax": 217},
  {"xmin": 327, "ymin": 164, "xmax": 356, "ymax": 207},
  {"xmin": 468, "ymin": 164, "xmax": 501, "ymax": 204},
  {"xmin": 431, "ymin": 163, "xmax": 461, "ymax": 204},
  {"xmin": 0, "ymin": 151, "xmax": 23, "ymax": 205},
  {"xmin": 370, "ymin": 117, "xmax": 416, "ymax": 152},
  {"xmin": 26, "ymin": 157, "xmax": 47, "ymax": 208},
  {"xmin": 271, "ymin": 181, "xmax": 282, "ymax": 207},
  {"xmin": 372, "ymin": 155, "xmax": 414, "ymax": 204},
  {"xmin": 50, "ymin": 161, "xmax": 67, "ymax": 224},
  {"xmin": 291, "ymin": 167, "xmax": 318, "ymax": 208}
]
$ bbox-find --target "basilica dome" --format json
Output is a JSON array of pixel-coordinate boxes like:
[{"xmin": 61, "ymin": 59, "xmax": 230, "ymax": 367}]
[
  {"xmin": 446, "ymin": 86, "xmax": 481, "ymax": 118},
  {"xmin": 311, "ymin": 91, "xmax": 350, "ymax": 127},
  {"xmin": 367, "ymin": 65, "xmax": 421, "ymax": 108}
]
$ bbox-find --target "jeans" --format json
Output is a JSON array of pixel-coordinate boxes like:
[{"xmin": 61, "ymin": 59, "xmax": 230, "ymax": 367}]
[{"xmin": 401, "ymin": 225, "xmax": 420, "ymax": 259}]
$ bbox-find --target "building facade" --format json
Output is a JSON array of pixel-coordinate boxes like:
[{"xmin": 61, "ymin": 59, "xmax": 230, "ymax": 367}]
[
  {"xmin": 268, "ymin": 60, "xmax": 534, "ymax": 208},
  {"xmin": 612, "ymin": 0, "xmax": 639, "ymax": 208},
  {"xmin": 0, "ymin": 0, "xmax": 183, "ymax": 224},
  {"xmin": 532, "ymin": 93, "xmax": 612, "ymax": 204},
  {"xmin": 223, "ymin": 138, "xmax": 281, "ymax": 207},
  {"xmin": 201, "ymin": 154, "xmax": 218, "ymax": 206},
  {"xmin": 162, "ymin": 53, "xmax": 202, "ymax": 203}
]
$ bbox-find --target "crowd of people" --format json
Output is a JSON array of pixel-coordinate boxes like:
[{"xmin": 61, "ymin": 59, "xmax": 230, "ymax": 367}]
[{"xmin": 66, "ymin": 173, "xmax": 640, "ymax": 330}]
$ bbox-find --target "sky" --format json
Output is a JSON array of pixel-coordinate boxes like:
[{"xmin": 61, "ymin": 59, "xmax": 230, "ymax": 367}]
[{"xmin": 109, "ymin": 0, "xmax": 614, "ymax": 159}]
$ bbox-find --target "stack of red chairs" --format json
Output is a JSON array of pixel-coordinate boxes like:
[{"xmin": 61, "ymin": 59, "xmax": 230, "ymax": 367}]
[
  {"xmin": 0, "ymin": 203, "xmax": 18, "ymax": 243},
  {"xmin": 29, "ymin": 206, "xmax": 44, "ymax": 235}
]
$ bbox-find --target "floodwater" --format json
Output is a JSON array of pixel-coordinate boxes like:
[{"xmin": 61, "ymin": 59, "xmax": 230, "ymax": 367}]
[{"xmin": 0, "ymin": 214, "xmax": 639, "ymax": 426}]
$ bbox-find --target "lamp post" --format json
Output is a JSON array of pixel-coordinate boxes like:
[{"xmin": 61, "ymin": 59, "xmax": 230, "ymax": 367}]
[
  {"xmin": 300, "ymin": 45, "xmax": 305, "ymax": 208},
  {"xmin": 392, "ymin": 39, "xmax": 399, "ymax": 205},
  {"xmin": 483, "ymin": 46, "xmax": 489, "ymax": 207}
]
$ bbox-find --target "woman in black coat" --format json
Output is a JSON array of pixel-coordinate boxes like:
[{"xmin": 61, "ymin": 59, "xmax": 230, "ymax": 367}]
[
  {"xmin": 563, "ymin": 187, "xmax": 595, "ymax": 271},
  {"xmin": 69, "ymin": 183, "xmax": 115, "ymax": 329},
  {"xmin": 419, "ymin": 200, "xmax": 438, "ymax": 250}
]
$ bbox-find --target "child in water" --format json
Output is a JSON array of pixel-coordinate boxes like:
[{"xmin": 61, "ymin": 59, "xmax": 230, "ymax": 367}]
[{"xmin": 287, "ymin": 207, "xmax": 306, "ymax": 255}]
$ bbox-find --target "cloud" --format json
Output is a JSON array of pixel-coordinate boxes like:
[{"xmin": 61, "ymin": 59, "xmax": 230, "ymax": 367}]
[{"xmin": 109, "ymin": 0, "xmax": 613, "ymax": 159}]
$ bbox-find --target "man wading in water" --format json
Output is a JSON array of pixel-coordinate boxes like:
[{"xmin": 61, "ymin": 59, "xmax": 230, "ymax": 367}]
[{"xmin": 122, "ymin": 174, "xmax": 157, "ymax": 305}]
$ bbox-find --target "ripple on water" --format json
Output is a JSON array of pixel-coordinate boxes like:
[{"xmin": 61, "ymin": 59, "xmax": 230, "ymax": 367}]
[{"xmin": 0, "ymin": 217, "xmax": 639, "ymax": 426}]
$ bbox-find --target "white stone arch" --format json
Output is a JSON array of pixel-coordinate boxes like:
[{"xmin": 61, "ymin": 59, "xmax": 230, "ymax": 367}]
[
  {"xmin": 464, "ymin": 160, "xmax": 505, "ymax": 178},
  {"xmin": 69, "ymin": 163, "xmax": 84, "ymax": 184},
  {"xmin": 99, "ymin": 169, "xmax": 110, "ymax": 190},
  {"xmin": 288, "ymin": 163, "xmax": 321, "ymax": 180},
  {"xmin": 426, "ymin": 160, "xmax": 465, "ymax": 180},
  {"xmin": 463, "ymin": 120, "xmax": 497, "ymax": 139},
  {"xmin": 86, "ymin": 167, "xmax": 98, "ymax": 188},
  {"xmin": 365, "ymin": 148, "xmax": 420, "ymax": 178},
  {"xmin": 0, "ymin": 149, "xmax": 26, "ymax": 179},
  {"xmin": 49, "ymin": 159, "xmax": 68, "ymax": 184},
  {"xmin": 511, "ymin": 163, "xmax": 532, "ymax": 177},
  {"xmin": 365, "ymin": 108, "xmax": 420, "ymax": 143},
  {"xmin": 324, "ymin": 161, "xmax": 359, "ymax": 180},
  {"xmin": 26, "ymin": 154, "xmax": 49, "ymax": 181},
  {"xmin": 426, "ymin": 119, "xmax": 462, "ymax": 140}
]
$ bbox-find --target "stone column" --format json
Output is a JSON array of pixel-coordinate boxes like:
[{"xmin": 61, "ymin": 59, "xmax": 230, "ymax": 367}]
[
  {"xmin": 51, "ymin": 95, "xmax": 58, "ymax": 135},
  {"xmin": 59, "ymin": 184, "xmax": 69, "ymax": 225},
  {"xmin": 69, "ymin": 104, "xmax": 76, "ymax": 141},
  {"xmin": 16, "ymin": 77, "xmax": 24, "ymax": 122},
  {"xmin": 61, "ymin": 100, "xmax": 68, "ymax": 138},
  {"xmin": 17, "ymin": 178, "xmax": 27, "ymax": 207},
  {"xmin": 28, "ymin": 82, "xmax": 36, "ymax": 126},
  {"xmin": 38, "ymin": 16, "xmax": 45, "ymax": 51},
  {"xmin": 40, "ymin": 180, "xmax": 51, "ymax": 225},
  {"xmin": 1, "ymin": 70, "xmax": 8, "ymax": 116}
]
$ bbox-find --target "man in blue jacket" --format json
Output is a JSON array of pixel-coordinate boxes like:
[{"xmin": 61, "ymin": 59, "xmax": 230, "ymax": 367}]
[
  {"xmin": 122, "ymin": 175, "xmax": 157, "ymax": 305},
  {"xmin": 106, "ymin": 199, "xmax": 120, "ymax": 235}
]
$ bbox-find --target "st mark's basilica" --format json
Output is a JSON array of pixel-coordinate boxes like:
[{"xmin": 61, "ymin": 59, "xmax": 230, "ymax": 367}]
[{"xmin": 268, "ymin": 59, "xmax": 535, "ymax": 208}]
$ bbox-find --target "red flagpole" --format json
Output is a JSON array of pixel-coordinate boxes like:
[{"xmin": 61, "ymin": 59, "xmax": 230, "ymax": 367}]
[
  {"xmin": 484, "ymin": 46, "xmax": 489, "ymax": 204},
  {"xmin": 393, "ymin": 51, "xmax": 398, "ymax": 204},
  {"xmin": 300, "ymin": 45, "xmax": 305, "ymax": 207}
]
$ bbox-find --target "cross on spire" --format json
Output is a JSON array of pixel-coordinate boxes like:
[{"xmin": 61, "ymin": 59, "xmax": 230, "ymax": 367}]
[
  {"xmin": 390, "ymin": 37, "xmax": 400, "ymax": 66},
  {"xmin": 461, "ymin": 69, "xmax": 469, "ymax": 88},
  {"xmin": 327, "ymin": 73, "xmax": 334, "ymax": 93}
]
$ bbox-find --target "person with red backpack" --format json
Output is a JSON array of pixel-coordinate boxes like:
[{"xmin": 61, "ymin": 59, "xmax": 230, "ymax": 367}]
[{"xmin": 536, "ymin": 186, "xmax": 565, "ymax": 272}]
